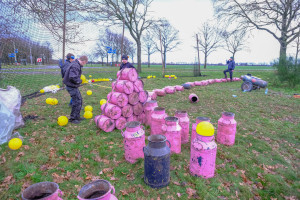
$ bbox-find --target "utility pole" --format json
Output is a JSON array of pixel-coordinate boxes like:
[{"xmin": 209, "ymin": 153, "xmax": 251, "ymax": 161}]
[
  {"xmin": 196, "ymin": 34, "xmax": 201, "ymax": 76},
  {"xmin": 13, "ymin": 41, "xmax": 17, "ymax": 63}
]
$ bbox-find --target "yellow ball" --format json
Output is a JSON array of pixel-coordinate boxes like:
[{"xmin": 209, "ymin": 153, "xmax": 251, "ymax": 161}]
[
  {"xmin": 87, "ymin": 90, "xmax": 92, "ymax": 95},
  {"xmin": 57, "ymin": 116, "xmax": 68, "ymax": 126},
  {"xmin": 46, "ymin": 98, "xmax": 53, "ymax": 104},
  {"xmin": 196, "ymin": 121, "xmax": 214, "ymax": 136},
  {"xmin": 56, "ymin": 85, "xmax": 60, "ymax": 88},
  {"xmin": 147, "ymin": 76, "xmax": 150, "ymax": 79},
  {"xmin": 100, "ymin": 99, "xmax": 107, "ymax": 105},
  {"xmin": 80, "ymin": 75, "xmax": 86, "ymax": 82},
  {"xmin": 89, "ymin": 75, "xmax": 92, "ymax": 78},
  {"xmin": 52, "ymin": 98, "xmax": 58, "ymax": 105},
  {"xmin": 84, "ymin": 111, "xmax": 93, "ymax": 119},
  {"xmin": 174, "ymin": 77, "xmax": 177, "ymax": 79},
  {"xmin": 8, "ymin": 138, "xmax": 22, "ymax": 150},
  {"xmin": 153, "ymin": 76, "xmax": 156, "ymax": 78},
  {"xmin": 85, "ymin": 105, "xmax": 93, "ymax": 112},
  {"xmin": 40, "ymin": 89, "xmax": 45, "ymax": 93}
]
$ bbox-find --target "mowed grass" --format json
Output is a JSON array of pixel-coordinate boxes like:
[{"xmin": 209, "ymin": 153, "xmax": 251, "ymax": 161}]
[{"xmin": 0, "ymin": 69, "xmax": 299, "ymax": 199}]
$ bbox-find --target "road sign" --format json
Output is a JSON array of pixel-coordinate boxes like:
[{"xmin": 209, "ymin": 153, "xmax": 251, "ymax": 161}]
[
  {"xmin": 8, "ymin": 53, "xmax": 15, "ymax": 57},
  {"xmin": 37, "ymin": 58, "xmax": 42, "ymax": 62},
  {"xmin": 15, "ymin": 49, "xmax": 18, "ymax": 53}
]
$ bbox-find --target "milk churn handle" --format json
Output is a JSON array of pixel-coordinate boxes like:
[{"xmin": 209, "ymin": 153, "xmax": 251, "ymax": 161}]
[
  {"xmin": 111, "ymin": 185, "xmax": 115, "ymax": 195},
  {"xmin": 166, "ymin": 140, "xmax": 171, "ymax": 148}
]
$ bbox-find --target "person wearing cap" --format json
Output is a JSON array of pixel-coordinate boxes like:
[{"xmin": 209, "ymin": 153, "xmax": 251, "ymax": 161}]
[
  {"xmin": 60, "ymin": 53, "xmax": 75, "ymax": 78},
  {"xmin": 224, "ymin": 56, "xmax": 235, "ymax": 81},
  {"xmin": 120, "ymin": 55, "xmax": 136, "ymax": 70},
  {"xmin": 63, "ymin": 55, "xmax": 88, "ymax": 124}
]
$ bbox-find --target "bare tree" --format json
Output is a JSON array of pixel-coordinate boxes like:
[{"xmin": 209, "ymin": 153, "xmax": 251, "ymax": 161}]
[
  {"xmin": 17, "ymin": 0, "xmax": 85, "ymax": 61},
  {"xmin": 291, "ymin": 28, "xmax": 300, "ymax": 64},
  {"xmin": 94, "ymin": 46, "xmax": 107, "ymax": 66},
  {"xmin": 196, "ymin": 23, "xmax": 222, "ymax": 69},
  {"xmin": 85, "ymin": 0, "xmax": 154, "ymax": 73},
  {"xmin": 221, "ymin": 29, "xmax": 249, "ymax": 60},
  {"xmin": 212, "ymin": 0, "xmax": 300, "ymax": 61},
  {"xmin": 153, "ymin": 19, "xmax": 180, "ymax": 68},
  {"xmin": 142, "ymin": 31, "xmax": 157, "ymax": 68}
]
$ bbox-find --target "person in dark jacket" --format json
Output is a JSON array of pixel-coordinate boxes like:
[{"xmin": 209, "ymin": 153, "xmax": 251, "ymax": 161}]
[
  {"xmin": 119, "ymin": 55, "xmax": 136, "ymax": 70},
  {"xmin": 63, "ymin": 55, "xmax": 88, "ymax": 124},
  {"xmin": 223, "ymin": 56, "xmax": 235, "ymax": 81},
  {"xmin": 61, "ymin": 53, "xmax": 75, "ymax": 78},
  {"xmin": 60, "ymin": 53, "xmax": 75, "ymax": 106}
]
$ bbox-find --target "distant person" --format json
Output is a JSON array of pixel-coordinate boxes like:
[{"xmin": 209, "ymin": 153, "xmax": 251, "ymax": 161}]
[
  {"xmin": 63, "ymin": 55, "xmax": 88, "ymax": 124},
  {"xmin": 59, "ymin": 53, "xmax": 75, "ymax": 106},
  {"xmin": 119, "ymin": 55, "xmax": 136, "ymax": 70},
  {"xmin": 223, "ymin": 56, "xmax": 235, "ymax": 82}
]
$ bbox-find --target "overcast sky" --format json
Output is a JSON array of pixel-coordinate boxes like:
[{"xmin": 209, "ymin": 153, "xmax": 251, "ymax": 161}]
[{"xmin": 56, "ymin": 0, "xmax": 296, "ymax": 64}]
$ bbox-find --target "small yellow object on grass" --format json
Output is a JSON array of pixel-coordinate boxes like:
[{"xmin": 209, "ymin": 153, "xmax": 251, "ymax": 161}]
[
  {"xmin": 40, "ymin": 89, "xmax": 45, "ymax": 93},
  {"xmin": 52, "ymin": 98, "xmax": 58, "ymax": 105},
  {"xmin": 46, "ymin": 98, "xmax": 53, "ymax": 104},
  {"xmin": 100, "ymin": 99, "xmax": 107, "ymax": 105},
  {"xmin": 85, "ymin": 105, "xmax": 93, "ymax": 112},
  {"xmin": 87, "ymin": 90, "xmax": 92, "ymax": 95},
  {"xmin": 89, "ymin": 75, "xmax": 92, "ymax": 78},
  {"xmin": 84, "ymin": 111, "xmax": 93, "ymax": 119},
  {"xmin": 196, "ymin": 121, "xmax": 214, "ymax": 136},
  {"xmin": 57, "ymin": 116, "xmax": 68, "ymax": 126},
  {"xmin": 8, "ymin": 138, "xmax": 22, "ymax": 150}
]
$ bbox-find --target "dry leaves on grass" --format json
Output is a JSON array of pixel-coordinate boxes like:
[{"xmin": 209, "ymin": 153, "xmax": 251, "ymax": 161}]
[
  {"xmin": 15, "ymin": 152, "xmax": 25, "ymax": 161},
  {"xmin": 186, "ymin": 188, "xmax": 198, "ymax": 199}
]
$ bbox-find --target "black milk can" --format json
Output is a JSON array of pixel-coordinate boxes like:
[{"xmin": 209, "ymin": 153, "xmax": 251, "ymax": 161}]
[{"xmin": 143, "ymin": 135, "xmax": 171, "ymax": 188}]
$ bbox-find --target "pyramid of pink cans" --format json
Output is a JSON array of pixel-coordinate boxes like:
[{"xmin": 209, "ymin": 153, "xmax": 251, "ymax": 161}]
[{"xmin": 94, "ymin": 68, "xmax": 156, "ymax": 132}]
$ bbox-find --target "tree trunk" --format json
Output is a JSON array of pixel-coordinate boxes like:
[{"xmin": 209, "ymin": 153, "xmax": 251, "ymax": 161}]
[
  {"xmin": 137, "ymin": 40, "xmax": 142, "ymax": 73},
  {"xmin": 164, "ymin": 51, "xmax": 167, "ymax": 69},
  {"xmin": 280, "ymin": 41, "xmax": 287, "ymax": 61},
  {"xmin": 204, "ymin": 53, "xmax": 207, "ymax": 69},
  {"xmin": 148, "ymin": 47, "xmax": 150, "ymax": 68}
]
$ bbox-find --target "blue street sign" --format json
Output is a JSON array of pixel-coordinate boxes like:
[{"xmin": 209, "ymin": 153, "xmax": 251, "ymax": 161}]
[
  {"xmin": 107, "ymin": 50, "xmax": 113, "ymax": 53},
  {"xmin": 112, "ymin": 49, "xmax": 116, "ymax": 54},
  {"xmin": 15, "ymin": 49, "xmax": 18, "ymax": 53},
  {"xmin": 8, "ymin": 53, "xmax": 15, "ymax": 57}
]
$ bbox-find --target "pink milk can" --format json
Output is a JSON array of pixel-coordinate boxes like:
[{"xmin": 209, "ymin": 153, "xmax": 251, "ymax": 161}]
[
  {"xmin": 189, "ymin": 93, "xmax": 199, "ymax": 103},
  {"xmin": 191, "ymin": 117, "xmax": 210, "ymax": 142},
  {"xmin": 138, "ymin": 91, "xmax": 148, "ymax": 103},
  {"xmin": 22, "ymin": 182, "xmax": 63, "ymax": 200},
  {"xmin": 118, "ymin": 68, "xmax": 138, "ymax": 82},
  {"xmin": 133, "ymin": 102, "xmax": 143, "ymax": 115},
  {"xmin": 185, "ymin": 82, "xmax": 195, "ymax": 87},
  {"xmin": 121, "ymin": 104, "xmax": 133, "ymax": 118},
  {"xmin": 144, "ymin": 100, "xmax": 158, "ymax": 126},
  {"xmin": 190, "ymin": 132, "xmax": 217, "ymax": 179},
  {"xmin": 122, "ymin": 121, "xmax": 145, "ymax": 163},
  {"xmin": 109, "ymin": 92, "xmax": 128, "ymax": 107},
  {"xmin": 153, "ymin": 89, "xmax": 166, "ymax": 97},
  {"xmin": 216, "ymin": 112, "xmax": 237, "ymax": 146},
  {"xmin": 194, "ymin": 81, "xmax": 202, "ymax": 86},
  {"xmin": 163, "ymin": 117, "xmax": 181, "ymax": 154},
  {"xmin": 134, "ymin": 79, "xmax": 144, "ymax": 92},
  {"xmin": 150, "ymin": 107, "xmax": 168, "ymax": 135},
  {"xmin": 148, "ymin": 91, "xmax": 157, "ymax": 100},
  {"xmin": 95, "ymin": 115, "xmax": 116, "ymax": 133},
  {"xmin": 102, "ymin": 103, "xmax": 122, "ymax": 119},
  {"xmin": 77, "ymin": 179, "xmax": 117, "ymax": 200},
  {"xmin": 115, "ymin": 116, "xmax": 127, "ymax": 130},
  {"xmin": 164, "ymin": 86, "xmax": 176, "ymax": 94},
  {"xmin": 175, "ymin": 110, "xmax": 190, "ymax": 144},
  {"xmin": 128, "ymin": 92, "xmax": 139, "ymax": 105},
  {"xmin": 114, "ymin": 80, "xmax": 134, "ymax": 94},
  {"xmin": 175, "ymin": 85, "xmax": 184, "ymax": 91},
  {"xmin": 137, "ymin": 112, "xmax": 146, "ymax": 124}
]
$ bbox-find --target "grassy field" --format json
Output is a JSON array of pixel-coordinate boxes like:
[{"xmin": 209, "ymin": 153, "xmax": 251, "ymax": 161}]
[{"xmin": 0, "ymin": 67, "xmax": 299, "ymax": 199}]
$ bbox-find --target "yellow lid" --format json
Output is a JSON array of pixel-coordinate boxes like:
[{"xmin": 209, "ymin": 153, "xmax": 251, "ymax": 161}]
[{"xmin": 196, "ymin": 121, "xmax": 214, "ymax": 136}]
